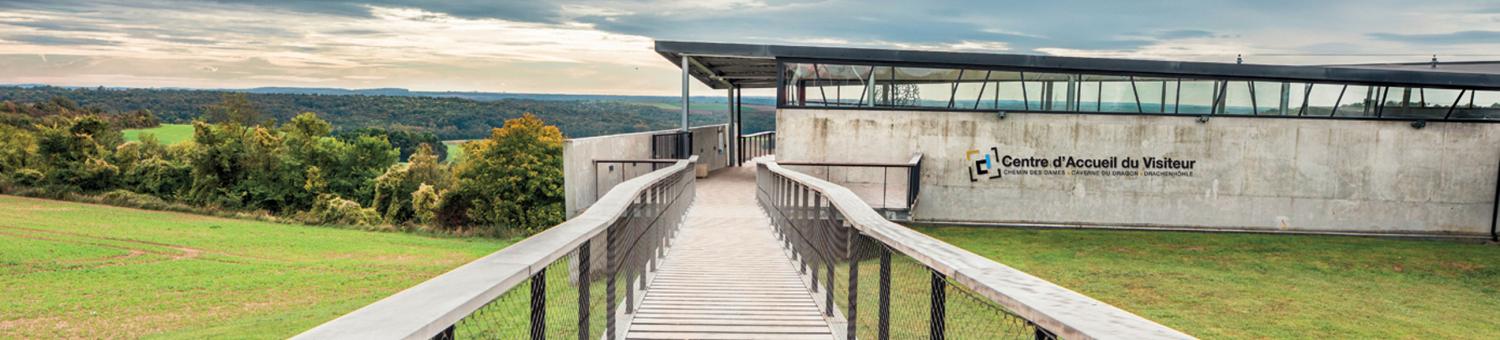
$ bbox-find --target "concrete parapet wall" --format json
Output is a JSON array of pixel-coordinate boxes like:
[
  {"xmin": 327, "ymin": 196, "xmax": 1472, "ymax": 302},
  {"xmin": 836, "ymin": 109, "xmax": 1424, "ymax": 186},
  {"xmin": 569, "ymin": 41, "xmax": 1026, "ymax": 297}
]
[
  {"xmin": 563, "ymin": 124, "xmax": 728, "ymax": 218},
  {"xmin": 777, "ymin": 108, "xmax": 1500, "ymax": 236}
]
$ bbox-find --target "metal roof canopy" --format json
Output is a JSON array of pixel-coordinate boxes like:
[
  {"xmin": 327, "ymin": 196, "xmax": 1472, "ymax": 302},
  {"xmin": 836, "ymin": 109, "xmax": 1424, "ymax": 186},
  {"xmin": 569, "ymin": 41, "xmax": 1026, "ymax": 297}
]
[{"xmin": 655, "ymin": 40, "xmax": 1500, "ymax": 91}]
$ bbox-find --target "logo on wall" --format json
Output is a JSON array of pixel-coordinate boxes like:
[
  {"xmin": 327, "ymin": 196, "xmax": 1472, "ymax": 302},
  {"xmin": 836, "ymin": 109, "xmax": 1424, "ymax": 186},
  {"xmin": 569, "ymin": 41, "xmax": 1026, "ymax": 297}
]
[
  {"xmin": 965, "ymin": 147, "xmax": 1198, "ymax": 182},
  {"xmin": 967, "ymin": 147, "xmax": 1003, "ymax": 182}
]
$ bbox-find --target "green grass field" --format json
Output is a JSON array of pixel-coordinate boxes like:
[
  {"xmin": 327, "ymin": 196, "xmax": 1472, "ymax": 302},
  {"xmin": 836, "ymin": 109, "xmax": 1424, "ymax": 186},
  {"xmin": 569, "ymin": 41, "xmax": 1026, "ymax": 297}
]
[
  {"xmin": 917, "ymin": 226, "xmax": 1500, "ymax": 338},
  {"xmin": 122, "ymin": 124, "xmax": 194, "ymax": 144},
  {"xmin": 0, "ymin": 195, "xmax": 511, "ymax": 339},
  {"xmin": 442, "ymin": 140, "xmax": 468, "ymax": 164}
]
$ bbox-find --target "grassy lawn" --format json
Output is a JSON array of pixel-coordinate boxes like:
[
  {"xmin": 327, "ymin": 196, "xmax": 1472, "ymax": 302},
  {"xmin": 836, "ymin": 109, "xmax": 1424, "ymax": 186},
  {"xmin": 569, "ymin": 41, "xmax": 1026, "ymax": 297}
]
[
  {"xmin": 123, "ymin": 124, "xmax": 194, "ymax": 144},
  {"xmin": 0, "ymin": 195, "xmax": 512, "ymax": 339},
  {"xmin": 917, "ymin": 226, "xmax": 1500, "ymax": 339},
  {"xmin": 442, "ymin": 140, "xmax": 469, "ymax": 164}
]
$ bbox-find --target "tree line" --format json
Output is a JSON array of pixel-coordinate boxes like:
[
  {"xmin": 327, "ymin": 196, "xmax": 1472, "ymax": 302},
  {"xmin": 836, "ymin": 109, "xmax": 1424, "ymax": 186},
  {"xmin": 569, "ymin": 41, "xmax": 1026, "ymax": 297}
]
[
  {"xmin": 0, "ymin": 86, "xmax": 773, "ymax": 141},
  {"xmin": 0, "ymin": 95, "xmax": 566, "ymax": 236}
]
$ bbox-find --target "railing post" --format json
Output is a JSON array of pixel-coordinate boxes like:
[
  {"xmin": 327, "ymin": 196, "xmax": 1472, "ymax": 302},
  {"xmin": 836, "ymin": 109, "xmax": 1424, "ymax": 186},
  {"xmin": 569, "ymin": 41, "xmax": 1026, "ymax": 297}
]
[
  {"xmin": 878, "ymin": 247, "xmax": 892, "ymax": 340},
  {"xmin": 578, "ymin": 241, "xmax": 590, "ymax": 340},
  {"xmin": 825, "ymin": 259, "xmax": 835, "ymax": 317},
  {"xmin": 846, "ymin": 232, "xmax": 859, "ymax": 340},
  {"xmin": 530, "ymin": 268, "xmax": 546, "ymax": 340},
  {"xmin": 931, "ymin": 269, "xmax": 946, "ymax": 340},
  {"xmin": 809, "ymin": 256, "xmax": 818, "ymax": 291},
  {"xmin": 800, "ymin": 185, "xmax": 810, "ymax": 276},
  {"xmin": 605, "ymin": 227, "xmax": 617, "ymax": 340},
  {"xmin": 1032, "ymin": 322, "xmax": 1056, "ymax": 340},
  {"xmin": 625, "ymin": 256, "xmax": 634, "ymax": 313}
]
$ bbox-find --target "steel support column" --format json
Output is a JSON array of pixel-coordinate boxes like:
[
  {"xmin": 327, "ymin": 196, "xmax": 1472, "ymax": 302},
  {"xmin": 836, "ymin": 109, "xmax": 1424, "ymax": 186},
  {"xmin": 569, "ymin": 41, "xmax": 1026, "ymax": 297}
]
[
  {"xmin": 680, "ymin": 55, "xmax": 691, "ymax": 158},
  {"xmin": 1279, "ymin": 82, "xmax": 1291, "ymax": 115},
  {"xmin": 728, "ymin": 87, "xmax": 737, "ymax": 166}
]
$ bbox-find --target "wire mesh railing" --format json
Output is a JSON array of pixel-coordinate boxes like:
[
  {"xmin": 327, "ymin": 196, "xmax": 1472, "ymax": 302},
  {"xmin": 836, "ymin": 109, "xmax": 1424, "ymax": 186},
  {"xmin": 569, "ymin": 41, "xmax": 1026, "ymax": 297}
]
[
  {"xmin": 296, "ymin": 156, "xmax": 698, "ymax": 340},
  {"xmin": 757, "ymin": 160, "xmax": 1195, "ymax": 340}
]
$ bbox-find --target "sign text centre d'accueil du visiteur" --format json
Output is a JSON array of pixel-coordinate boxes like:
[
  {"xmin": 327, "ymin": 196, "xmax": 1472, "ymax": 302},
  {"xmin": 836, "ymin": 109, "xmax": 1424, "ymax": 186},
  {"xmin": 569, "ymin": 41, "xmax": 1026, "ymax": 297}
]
[{"xmin": 966, "ymin": 147, "xmax": 1198, "ymax": 182}]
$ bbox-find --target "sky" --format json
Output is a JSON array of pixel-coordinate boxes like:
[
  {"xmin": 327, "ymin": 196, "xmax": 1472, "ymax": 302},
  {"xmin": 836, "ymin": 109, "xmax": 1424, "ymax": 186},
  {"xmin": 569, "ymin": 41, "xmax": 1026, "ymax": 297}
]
[{"xmin": 0, "ymin": 0, "xmax": 1498, "ymax": 96}]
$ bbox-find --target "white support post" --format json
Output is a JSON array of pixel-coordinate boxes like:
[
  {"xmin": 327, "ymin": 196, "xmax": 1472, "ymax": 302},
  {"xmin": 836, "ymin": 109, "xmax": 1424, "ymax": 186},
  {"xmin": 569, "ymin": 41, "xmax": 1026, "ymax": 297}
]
[
  {"xmin": 681, "ymin": 55, "xmax": 690, "ymax": 133},
  {"xmin": 727, "ymin": 87, "xmax": 736, "ymax": 166}
]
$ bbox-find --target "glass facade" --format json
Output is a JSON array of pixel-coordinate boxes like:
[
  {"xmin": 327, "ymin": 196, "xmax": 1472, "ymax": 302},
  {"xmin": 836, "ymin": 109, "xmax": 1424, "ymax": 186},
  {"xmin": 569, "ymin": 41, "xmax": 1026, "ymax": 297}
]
[{"xmin": 779, "ymin": 61, "xmax": 1500, "ymax": 120}]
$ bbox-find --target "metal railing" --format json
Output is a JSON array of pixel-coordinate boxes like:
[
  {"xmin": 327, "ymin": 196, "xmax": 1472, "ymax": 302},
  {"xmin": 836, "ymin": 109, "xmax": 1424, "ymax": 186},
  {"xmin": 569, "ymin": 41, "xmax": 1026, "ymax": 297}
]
[
  {"xmin": 650, "ymin": 131, "xmax": 692, "ymax": 160},
  {"xmin": 738, "ymin": 131, "xmax": 775, "ymax": 164},
  {"xmin": 756, "ymin": 160, "xmax": 1195, "ymax": 340},
  {"xmin": 297, "ymin": 156, "xmax": 698, "ymax": 340},
  {"xmin": 778, "ymin": 153, "xmax": 922, "ymax": 214},
  {"xmin": 592, "ymin": 159, "xmax": 681, "ymax": 200}
]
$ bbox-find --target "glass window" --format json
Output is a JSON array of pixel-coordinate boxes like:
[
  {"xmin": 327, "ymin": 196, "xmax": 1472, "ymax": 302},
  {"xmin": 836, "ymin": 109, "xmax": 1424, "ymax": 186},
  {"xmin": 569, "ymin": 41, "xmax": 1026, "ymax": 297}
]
[
  {"xmin": 1176, "ymin": 79, "xmax": 1217, "ymax": 114},
  {"xmin": 776, "ymin": 60, "xmax": 1495, "ymax": 121},
  {"xmin": 1253, "ymin": 81, "xmax": 1286, "ymax": 115},
  {"xmin": 1094, "ymin": 76, "xmax": 1135, "ymax": 113},
  {"xmin": 1328, "ymin": 85, "xmax": 1371, "ymax": 117},
  {"xmin": 1134, "ymin": 77, "xmax": 1169, "ymax": 113}
]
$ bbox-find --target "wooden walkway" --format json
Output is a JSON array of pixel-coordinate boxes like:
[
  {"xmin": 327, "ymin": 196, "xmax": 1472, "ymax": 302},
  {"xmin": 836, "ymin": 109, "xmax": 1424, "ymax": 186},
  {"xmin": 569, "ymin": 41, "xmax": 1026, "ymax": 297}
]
[{"xmin": 626, "ymin": 163, "xmax": 835, "ymax": 340}]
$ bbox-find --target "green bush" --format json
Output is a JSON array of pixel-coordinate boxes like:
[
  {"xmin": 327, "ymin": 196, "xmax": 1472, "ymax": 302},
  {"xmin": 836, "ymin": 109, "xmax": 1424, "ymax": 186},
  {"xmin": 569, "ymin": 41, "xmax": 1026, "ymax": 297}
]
[
  {"xmin": 305, "ymin": 194, "xmax": 382, "ymax": 227},
  {"xmin": 411, "ymin": 183, "xmax": 442, "ymax": 227},
  {"xmin": 10, "ymin": 168, "xmax": 45, "ymax": 187},
  {"xmin": 371, "ymin": 143, "xmax": 451, "ymax": 225},
  {"xmin": 445, "ymin": 113, "xmax": 564, "ymax": 233},
  {"xmin": 99, "ymin": 189, "xmax": 170, "ymax": 210}
]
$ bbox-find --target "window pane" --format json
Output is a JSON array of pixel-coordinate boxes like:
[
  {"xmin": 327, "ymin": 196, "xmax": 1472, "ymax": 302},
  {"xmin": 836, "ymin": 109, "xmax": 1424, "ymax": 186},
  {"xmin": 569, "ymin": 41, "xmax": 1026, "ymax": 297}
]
[
  {"xmin": 1095, "ymin": 76, "xmax": 1135, "ymax": 113},
  {"xmin": 1134, "ymin": 78, "xmax": 1169, "ymax": 113},
  {"xmin": 1332, "ymin": 85, "xmax": 1374, "ymax": 117},
  {"xmin": 1177, "ymin": 80, "xmax": 1217, "ymax": 114},
  {"xmin": 1254, "ymin": 81, "xmax": 1286, "ymax": 115}
]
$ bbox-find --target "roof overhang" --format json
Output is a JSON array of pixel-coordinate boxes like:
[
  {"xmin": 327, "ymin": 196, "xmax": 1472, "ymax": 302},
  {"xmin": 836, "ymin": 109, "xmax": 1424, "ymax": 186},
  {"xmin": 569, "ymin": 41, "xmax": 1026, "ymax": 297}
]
[{"xmin": 655, "ymin": 40, "xmax": 1500, "ymax": 91}]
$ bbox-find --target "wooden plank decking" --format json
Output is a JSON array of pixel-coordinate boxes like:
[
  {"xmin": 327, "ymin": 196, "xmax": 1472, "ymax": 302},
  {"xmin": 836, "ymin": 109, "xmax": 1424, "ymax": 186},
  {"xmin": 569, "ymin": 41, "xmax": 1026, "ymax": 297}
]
[{"xmin": 626, "ymin": 163, "xmax": 835, "ymax": 340}]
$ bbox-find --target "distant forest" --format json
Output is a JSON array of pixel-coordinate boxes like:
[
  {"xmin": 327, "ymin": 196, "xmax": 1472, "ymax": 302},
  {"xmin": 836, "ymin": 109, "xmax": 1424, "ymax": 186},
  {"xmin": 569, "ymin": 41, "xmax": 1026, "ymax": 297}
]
[{"xmin": 0, "ymin": 86, "xmax": 775, "ymax": 140}]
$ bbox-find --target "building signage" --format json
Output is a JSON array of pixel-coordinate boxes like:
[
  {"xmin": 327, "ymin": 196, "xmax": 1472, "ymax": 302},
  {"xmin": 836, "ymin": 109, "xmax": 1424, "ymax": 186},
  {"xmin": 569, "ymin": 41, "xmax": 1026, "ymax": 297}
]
[{"xmin": 966, "ymin": 147, "xmax": 1196, "ymax": 182}]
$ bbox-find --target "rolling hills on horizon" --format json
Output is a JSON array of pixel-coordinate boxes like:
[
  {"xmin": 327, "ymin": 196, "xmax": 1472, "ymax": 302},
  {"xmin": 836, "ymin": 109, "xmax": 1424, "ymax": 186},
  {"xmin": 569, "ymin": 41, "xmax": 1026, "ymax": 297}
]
[{"xmin": 0, "ymin": 85, "xmax": 776, "ymax": 141}]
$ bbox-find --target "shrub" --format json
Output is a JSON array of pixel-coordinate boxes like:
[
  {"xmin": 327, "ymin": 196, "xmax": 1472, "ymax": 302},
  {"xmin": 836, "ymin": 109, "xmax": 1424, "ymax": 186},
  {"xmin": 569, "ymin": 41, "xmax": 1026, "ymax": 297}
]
[
  {"xmin": 305, "ymin": 194, "xmax": 381, "ymax": 226},
  {"xmin": 445, "ymin": 113, "xmax": 564, "ymax": 233},
  {"xmin": 371, "ymin": 143, "xmax": 452, "ymax": 225},
  {"xmin": 99, "ymin": 189, "xmax": 170, "ymax": 210},
  {"xmin": 411, "ymin": 183, "xmax": 442, "ymax": 226},
  {"xmin": 0, "ymin": 124, "xmax": 37, "ymax": 173},
  {"xmin": 11, "ymin": 168, "xmax": 45, "ymax": 187}
]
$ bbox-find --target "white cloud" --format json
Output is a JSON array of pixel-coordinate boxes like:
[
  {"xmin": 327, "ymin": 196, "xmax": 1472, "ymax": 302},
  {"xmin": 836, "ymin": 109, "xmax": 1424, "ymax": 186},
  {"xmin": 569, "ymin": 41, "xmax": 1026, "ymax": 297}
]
[{"xmin": 2, "ymin": 0, "xmax": 1500, "ymax": 94}]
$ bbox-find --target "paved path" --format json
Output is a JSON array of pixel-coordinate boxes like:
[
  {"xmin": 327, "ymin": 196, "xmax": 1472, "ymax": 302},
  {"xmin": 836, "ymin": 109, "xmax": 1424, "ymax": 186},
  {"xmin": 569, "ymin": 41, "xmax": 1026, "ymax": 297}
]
[{"xmin": 625, "ymin": 163, "xmax": 835, "ymax": 340}]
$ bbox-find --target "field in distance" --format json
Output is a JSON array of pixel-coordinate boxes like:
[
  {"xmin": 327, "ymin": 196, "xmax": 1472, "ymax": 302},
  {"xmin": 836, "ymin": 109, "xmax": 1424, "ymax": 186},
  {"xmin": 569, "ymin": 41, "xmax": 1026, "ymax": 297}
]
[
  {"xmin": 920, "ymin": 225, "xmax": 1500, "ymax": 339},
  {"xmin": 0, "ymin": 195, "xmax": 511, "ymax": 338},
  {"xmin": 442, "ymin": 140, "xmax": 469, "ymax": 164},
  {"xmin": 122, "ymin": 123, "xmax": 194, "ymax": 144}
]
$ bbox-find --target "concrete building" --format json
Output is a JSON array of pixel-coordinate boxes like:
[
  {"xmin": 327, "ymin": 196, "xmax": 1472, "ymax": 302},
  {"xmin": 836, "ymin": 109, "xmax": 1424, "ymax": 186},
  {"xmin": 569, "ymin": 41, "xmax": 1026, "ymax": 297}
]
[{"xmin": 637, "ymin": 41, "xmax": 1500, "ymax": 239}]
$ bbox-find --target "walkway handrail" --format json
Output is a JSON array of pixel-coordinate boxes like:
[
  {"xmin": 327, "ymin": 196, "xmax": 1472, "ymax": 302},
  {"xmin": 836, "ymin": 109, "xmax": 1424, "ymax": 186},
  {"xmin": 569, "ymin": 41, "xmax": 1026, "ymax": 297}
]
[
  {"xmin": 758, "ymin": 160, "xmax": 1193, "ymax": 340},
  {"xmin": 776, "ymin": 153, "xmax": 923, "ymax": 211},
  {"xmin": 297, "ymin": 156, "xmax": 698, "ymax": 340},
  {"xmin": 738, "ymin": 131, "xmax": 775, "ymax": 165}
]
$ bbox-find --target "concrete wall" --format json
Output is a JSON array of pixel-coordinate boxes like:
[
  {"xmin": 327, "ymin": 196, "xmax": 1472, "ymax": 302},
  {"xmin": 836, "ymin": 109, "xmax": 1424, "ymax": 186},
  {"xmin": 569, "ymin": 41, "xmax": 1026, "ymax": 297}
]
[
  {"xmin": 688, "ymin": 124, "xmax": 730, "ymax": 176},
  {"xmin": 563, "ymin": 124, "xmax": 729, "ymax": 218},
  {"xmin": 777, "ymin": 108, "xmax": 1500, "ymax": 236}
]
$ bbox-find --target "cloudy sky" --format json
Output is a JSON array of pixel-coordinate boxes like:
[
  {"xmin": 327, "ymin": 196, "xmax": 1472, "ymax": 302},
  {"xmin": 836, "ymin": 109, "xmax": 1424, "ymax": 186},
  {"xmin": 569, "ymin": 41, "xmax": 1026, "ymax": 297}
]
[{"xmin": 1, "ymin": 0, "xmax": 1498, "ymax": 95}]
